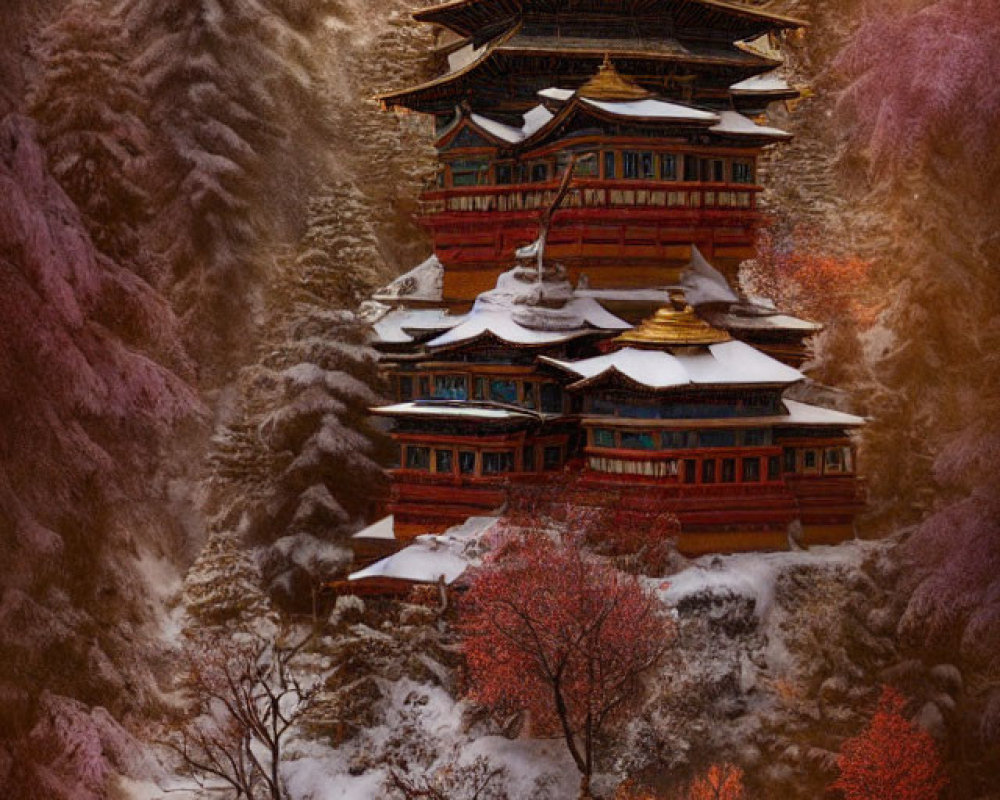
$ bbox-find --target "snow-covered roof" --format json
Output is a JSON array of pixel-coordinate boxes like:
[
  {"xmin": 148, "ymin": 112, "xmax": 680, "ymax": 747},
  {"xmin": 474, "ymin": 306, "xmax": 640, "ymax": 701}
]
[
  {"xmin": 523, "ymin": 105, "xmax": 555, "ymax": 136},
  {"xmin": 681, "ymin": 245, "xmax": 739, "ymax": 306},
  {"xmin": 348, "ymin": 516, "xmax": 499, "ymax": 586},
  {"xmin": 437, "ymin": 515, "xmax": 500, "ymax": 541},
  {"xmin": 447, "ymin": 41, "xmax": 487, "ymax": 73},
  {"xmin": 468, "ymin": 104, "xmax": 554, "ymax": 144},
  {"xmin": 371, "ymin": 401, "xmax": 539, "ymax": 421},
  {"xmin": 580, "ymin": 97, "xmax": 719, "ymax": 123},
  {"xmin": 730, "ymin": 71, "xmax": 793, "ymax": 94},
  {"xmin": 537, "ymin": 86, "xmax": 575, "ymax": 102},
  {"xmin": 373, "ymin": 255, "xmax": 444, "ymax": 303},
  {"xmin": 574, "ymin": 287, "xmax": 676, "ymax": 304},
  {"xmin": 780, "ymin": 399, "xmax": 864, "ymax": 427},
  {"xmin": 709, "ymin": 311, "xmax": 822, "ymax": 333},
  {"xmin": 541, "ymin": 340, "xmax": 804, "ymax": 390},
  {"xmin": 426, "ymin": 311, "xmax": 597, "ymax": 349},
  {"xmin": 710, "ymin": 110, "xmax": 792, "ymax": 140},
  {"xmin": 470, "ymin": 113, "xmax": 524, "ymax": 144},
  {"xmin": 352, "ymin": 515, "xmax": 396, "ymax": 540},
  {"xmin": 372, "ymin": 307, "xmax": 465, "ymax": 344},
  {"xmin": 348, "ymin": 541, "xmax": 469, "ymax": 585}
]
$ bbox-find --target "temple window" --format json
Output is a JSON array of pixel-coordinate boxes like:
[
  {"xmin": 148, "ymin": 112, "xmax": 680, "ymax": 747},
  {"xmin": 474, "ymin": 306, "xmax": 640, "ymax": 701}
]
[
  {"xmin": 593, "ymin": 428, "xmax": 615, "ymax": 448},
  {"xmin": 556, "ymin": 152, "xmax": 572, "ymax": 175},
  {"xmin": 489, "ymin": 378, "xmax": 518, "ymax": 404},
  {"xmin": 768, "ymin": 456, "xmax": 781, "ymax": 481},
  {"xmin": 473, "ymin": 376, "xmax": 486, "ymax": 400},
  {"xmin": 621, "ymin": 430, "xmax": 656, "ymax": 450},
  {"xmin": 721, "ymin": 458, "xmax": 736, "ymax": 483},
  {"xmin": 543, "ymin": 446, "xmax": 562, "ymax": 470},
  {"xmin": 435, "ymin": 449, "xmax": 453, "ymax": 474},
  {"xmin": 741, "ymin": 428, "xmax": 771, "ymax": 446},
  {"xmin": 702, "ymin": 459, "xmax": 716, "ymax": 483},
  {"xmin": 398, "ymin": 375, "xmax": 413, "ymax": 401},
  {"xmin": 698, "ymin": 430, "xmax": 737, "ymax": 448},
  {"xmin": 803, "ymin": 449, "xmax": 818, "ymax": 472},
  {"xmin": 496, "ymin": 163, "xmax": 513, "ymax": 184},
  {"xmin": 603, "ymin": 151, "xmax": 616, "ymax": 179},
  {"xmin": 517, "ymin": 163, "xmax": 529, "ymax": 183},
  {"xmin": 459, "ymin": 450, "xmax": 476, "ymax": 475},
  {"xmin": 783, "ymin": 448, "xmax": 797, "ymax": 473},
  {"xmin": 540, "ymin": 383, "xmax": 563, "ymax": 413},
  {"xmin": 521, "ymin": 381, "xmax": 536, "ymax": 408},
  {"xmin": 530, "ymin": 162, "xmax": 549, "ymax": 182},
  {"xmin": 451, "ymin": 158, "xmax": 488, "ymax": 187},
  {"xmin": 523, "ymin": 445, "xmax": 535, "ymax": 471},
  {"xmin": 732, "ymin": 160, "xmax": 754, "ymax": 184},
  {"xmin": 405, "ymin": 446, "xmax": 431, "ymax": 471},
  {"xmin": 575, "ymin": 155, "xmax": 599, "ymax": 177},
  {"xmin": 684, "ymin": 156, "xmax": 699, "ymax": 182},
  {"xmin": 622, "ymin": 151, "xmax": 640, "ymax": 179},
  {"xmin": 433, "ymin": 374, "xmax": 468, "ymax": 400},
  {"xmin": 483, "ymin": 451, "xmax": 515, "ymax": 474},
  {"xmin": 742, "ymin": 457, "xmax": 761, "ymax": 482},
  {"xmin": 683, "ymin": 460, "xmax": 697, "ymax": 483},
  {"xmin": 660, "ymin": 154, "xmax": 677, "ymax": 181},
  {"xmin": 418, "ymin": 376, "xmax": 430, "ymax": 398},
  {"xmin": 641, "ymin": 152, "xmax": 655, "ymax": 179},
  {"xmin": 661, "ymin": 430, "xmax": 696, "ymax": 449}
]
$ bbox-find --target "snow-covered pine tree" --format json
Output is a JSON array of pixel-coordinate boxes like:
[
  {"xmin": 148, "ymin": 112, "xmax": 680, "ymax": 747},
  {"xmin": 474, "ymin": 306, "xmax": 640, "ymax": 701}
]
[
  {"xmin": 204, "ymin": 182, "xmax": 391, "ymax": 610},
  {"xmin": 183, "ymin": 527, "xmax": 275, "ymax": 629},
  {"xmin": 122, "ymin": 0, "xmax": 326, "ymax": 368},
  {"xmin": 294, "ymin": 185, "xmax": 386, "ymax": 306},
  {"xmin": 28, "ymin": 0, "xmax": 152, "ymax": 266},
  {"xmin": 337, "ymin": 3, "xmax": 437, "ymax": 273}
]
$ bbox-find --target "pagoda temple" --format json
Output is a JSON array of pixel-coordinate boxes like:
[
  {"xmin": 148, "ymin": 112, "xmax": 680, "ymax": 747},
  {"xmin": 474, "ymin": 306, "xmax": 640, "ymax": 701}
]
[{"xmin": 359, "ymin": 0, "xmax": 865, "ymax": 557}]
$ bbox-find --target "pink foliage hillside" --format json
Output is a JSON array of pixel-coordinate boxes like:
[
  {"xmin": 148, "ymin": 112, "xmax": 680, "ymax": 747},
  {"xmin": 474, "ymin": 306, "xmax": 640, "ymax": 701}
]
[
  {"xmin": 0, "ymin": 113, "xmax": 202, "ymax": 797},
  {"xmin": 835, "ymin": 0, "xmax": 1000, "ymax": 190}
]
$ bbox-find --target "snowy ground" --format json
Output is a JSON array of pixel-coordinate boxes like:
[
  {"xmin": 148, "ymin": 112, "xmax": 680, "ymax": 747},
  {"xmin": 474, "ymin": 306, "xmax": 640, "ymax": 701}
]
[{"xmin": 120, "ymin": 539, "xmax": 886, "ymax": 799}]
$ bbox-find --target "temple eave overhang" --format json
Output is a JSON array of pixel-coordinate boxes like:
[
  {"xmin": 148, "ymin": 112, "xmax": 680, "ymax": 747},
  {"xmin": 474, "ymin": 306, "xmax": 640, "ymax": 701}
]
[
  {"xmin": 376, "ymin": 42, "xmax": 780, "ymax": 112},
  {"xmin": 413, "ymin": 0, "xmax": 809, "ymax": 40}
]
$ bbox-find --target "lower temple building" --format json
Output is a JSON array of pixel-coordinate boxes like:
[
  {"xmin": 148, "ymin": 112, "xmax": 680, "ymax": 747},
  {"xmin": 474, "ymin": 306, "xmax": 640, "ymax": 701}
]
[{"xmin": 367, "ymin": 261, "xmax": 864, "ymax": 555}]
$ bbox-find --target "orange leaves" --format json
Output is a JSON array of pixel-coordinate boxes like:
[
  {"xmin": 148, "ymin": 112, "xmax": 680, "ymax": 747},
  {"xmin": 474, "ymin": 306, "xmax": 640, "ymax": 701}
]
[
  {"xmin": 743, "ymin": 229, "xmax": 877, "ymax": 328},
  {"xmin": 685, "ymin": 764, "xmax": 745, "ymax": 800},
  {"xmin": 613, "ymin": 764, "xmax": 745, "ymax": 800},
  {"xmin": 830, "ymin": 686, "xmax": 947, "ymax": 800}
]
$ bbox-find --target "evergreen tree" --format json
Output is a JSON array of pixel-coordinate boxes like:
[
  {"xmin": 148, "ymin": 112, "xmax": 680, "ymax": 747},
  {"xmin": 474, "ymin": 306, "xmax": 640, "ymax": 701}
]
[
  {"xmin": 204, "ymin": 182, "xmax": 391, "ymax": 610},
  {"xmin": 28, "ymin": 0, "xmax": 152, "ymax": 265},
  {"xmin": 122, "ymin": 0, "xmax": 326, "ymax": 366}
]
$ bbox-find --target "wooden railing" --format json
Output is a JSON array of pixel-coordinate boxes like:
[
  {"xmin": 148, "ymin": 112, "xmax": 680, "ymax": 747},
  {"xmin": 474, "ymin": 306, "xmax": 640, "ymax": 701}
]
[{"xmin": 418, "ymin": 179, "xmax": 760, "ymax": 217}]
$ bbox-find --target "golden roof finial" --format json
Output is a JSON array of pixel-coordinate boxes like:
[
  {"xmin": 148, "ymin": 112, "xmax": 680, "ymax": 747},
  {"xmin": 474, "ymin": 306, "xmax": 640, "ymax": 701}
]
[
  {"xmin": 615, "ymin": 293, "xmax": 732, "ymax": 348},
  {"xmin": 578, "ymin": 56, "xmax": 653, "ymax": 101}
]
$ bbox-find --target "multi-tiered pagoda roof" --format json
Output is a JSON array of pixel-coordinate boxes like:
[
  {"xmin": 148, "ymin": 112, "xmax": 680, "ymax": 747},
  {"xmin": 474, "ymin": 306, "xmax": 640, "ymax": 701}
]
[
  {"xmin": 349, "ymin": 0, "xmax": 865, "ymax": 572},
  {"xmin": 381, "ymin": 0, "xmax": 806, "ymax": 116}
]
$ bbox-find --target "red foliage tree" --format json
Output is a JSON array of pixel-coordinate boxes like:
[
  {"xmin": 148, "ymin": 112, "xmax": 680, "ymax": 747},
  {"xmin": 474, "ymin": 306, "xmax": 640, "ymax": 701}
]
[
  {"xmin": 684, "ymin": 763, "xmax": 745, "ymax": 800},
  {"xmin": 460, "ymin": 533, "xmax": 676, "ymax": 798},
  {"xmin": 504, "ymin": 472, "xmax": 680, "ymax": 576},
  {"xmin": 742, "ymin": 228, "xmax": 876, "ymax": 328},
  {"xmin": 830, "ymin": 686, "xmax": 947, "ymax": 800},
  {"xmin": 612, "ymin": 763, "xmax": 744, "ymax": 800}
]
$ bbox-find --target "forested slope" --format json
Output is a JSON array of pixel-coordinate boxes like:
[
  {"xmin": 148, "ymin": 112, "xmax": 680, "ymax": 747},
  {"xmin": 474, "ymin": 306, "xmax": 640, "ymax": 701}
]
[{"xmin": 0, "ymin": 0, "xmax": 997, "ymax": 796}]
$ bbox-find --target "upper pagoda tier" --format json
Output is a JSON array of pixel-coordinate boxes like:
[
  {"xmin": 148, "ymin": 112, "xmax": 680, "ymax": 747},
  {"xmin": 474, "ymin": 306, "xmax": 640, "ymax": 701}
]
[
  {"xmin": 379, "ymin": 0, "xmax": 806, "ymax": 115},
  {"xmin": 414, "ymin": 0, "xmax": 807, "ymax": 40}
]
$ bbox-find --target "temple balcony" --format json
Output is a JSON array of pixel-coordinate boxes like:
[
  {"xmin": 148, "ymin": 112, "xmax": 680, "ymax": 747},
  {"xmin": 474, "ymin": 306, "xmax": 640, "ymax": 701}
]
[{"xmin": 417, "ymin": 178, "xmax": 761, "ymax": 218}]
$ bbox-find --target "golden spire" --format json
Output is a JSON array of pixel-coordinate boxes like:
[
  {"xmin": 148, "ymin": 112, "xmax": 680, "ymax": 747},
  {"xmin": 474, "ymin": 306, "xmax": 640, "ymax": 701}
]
[
  {"xmin": 615, "ymin": 291, "xmax": 732, "ymax": 347},
  {"xmin": 578, "ymin": 55, "xmax": 653, "ymax": 101}
]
